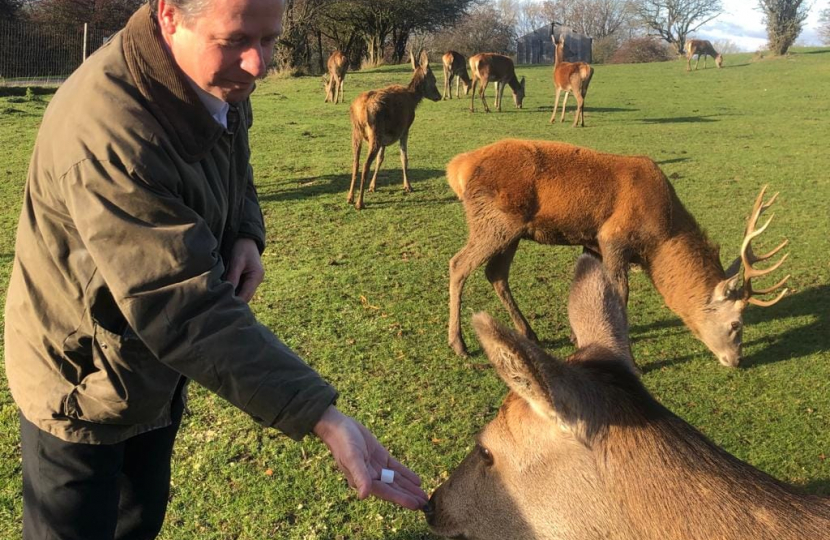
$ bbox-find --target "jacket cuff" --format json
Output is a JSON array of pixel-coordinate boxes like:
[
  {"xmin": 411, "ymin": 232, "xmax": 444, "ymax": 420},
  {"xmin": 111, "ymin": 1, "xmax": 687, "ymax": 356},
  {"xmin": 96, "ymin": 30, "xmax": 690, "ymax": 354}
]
[{"xmin": 245, "ymin": 375, "xmax": 338, "ymax": 441}]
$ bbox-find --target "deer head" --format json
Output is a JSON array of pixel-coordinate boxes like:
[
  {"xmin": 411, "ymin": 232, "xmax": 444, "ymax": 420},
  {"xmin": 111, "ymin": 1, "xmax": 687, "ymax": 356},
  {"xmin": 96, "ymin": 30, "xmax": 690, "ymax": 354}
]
[
  {"xmin": 715, "ymin": 54, "xmax": 724, "ymax": 68},
  {"xmin": 427, "ymin": 255, "xmax": 641, "ymax": 539},
  {"xmin": 698, "ymin": 186, "xmax": 789, "ymax": 367},
  {"xmin": 513, "ymin": 76, "xmax": 526, "ymax": 109},
  {"xmin": 410, "ymin": 49, "xmax": 442, "ymax": 102}
]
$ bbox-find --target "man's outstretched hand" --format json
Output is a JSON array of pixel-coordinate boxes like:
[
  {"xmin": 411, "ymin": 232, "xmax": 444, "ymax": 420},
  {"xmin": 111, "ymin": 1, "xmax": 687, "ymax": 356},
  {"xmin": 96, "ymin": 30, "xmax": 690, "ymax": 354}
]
[{"xmin": 313, "ymin": 406, "xmax": 428, "ymax": 510}]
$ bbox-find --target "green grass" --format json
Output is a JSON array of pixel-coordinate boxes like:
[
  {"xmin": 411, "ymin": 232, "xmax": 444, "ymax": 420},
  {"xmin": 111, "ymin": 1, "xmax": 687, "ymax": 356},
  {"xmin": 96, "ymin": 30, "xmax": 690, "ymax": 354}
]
[{"xmin": 1, "ymin": 49, "xmax": 829, "ymax": 538}]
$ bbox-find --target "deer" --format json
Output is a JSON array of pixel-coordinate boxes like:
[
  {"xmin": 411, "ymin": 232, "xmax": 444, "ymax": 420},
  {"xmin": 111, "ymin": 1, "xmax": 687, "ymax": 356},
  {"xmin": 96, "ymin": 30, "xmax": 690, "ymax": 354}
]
[
  {"xmin": 347, "ymin": 49, "xmax": 442, "ymax": 210},
  {"xmin": 442, "ymin": 50, "xmax": 472, "ymax": 100},
  {"xmin": 550, "ymin": 30, "xmax": 594, "ymax": 127},
  {"xmin": 446, "ymin": 139, "xmax": 789, "ymax": 366},
  {"xmin": 686, "ymin": 39, "xmax": 723, "ymax": 71},
  {"xmin": 468, "ymin": 53, "xmax": 525, "ymax": 113},
  {"xmin": 323, "ymin": 50, "xmax": 348, "ymax": 104},
  {"xmin": 427, "ymin": 254, "xmax": 830, "ymax": 540}
]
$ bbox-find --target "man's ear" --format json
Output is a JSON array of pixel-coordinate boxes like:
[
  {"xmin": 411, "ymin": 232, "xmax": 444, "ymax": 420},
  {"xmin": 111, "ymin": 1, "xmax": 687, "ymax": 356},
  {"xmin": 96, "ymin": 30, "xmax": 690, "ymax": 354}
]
[{"xmin": 157, "ymin": 0, "xmax": 182, "ymax": 36}]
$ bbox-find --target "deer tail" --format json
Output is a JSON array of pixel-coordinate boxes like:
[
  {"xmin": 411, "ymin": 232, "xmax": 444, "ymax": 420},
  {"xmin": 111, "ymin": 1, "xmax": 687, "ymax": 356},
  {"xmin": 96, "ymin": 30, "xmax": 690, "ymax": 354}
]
[{"xmin": 446, "ymin": 152, "xmax": 474, "ymax": 199}]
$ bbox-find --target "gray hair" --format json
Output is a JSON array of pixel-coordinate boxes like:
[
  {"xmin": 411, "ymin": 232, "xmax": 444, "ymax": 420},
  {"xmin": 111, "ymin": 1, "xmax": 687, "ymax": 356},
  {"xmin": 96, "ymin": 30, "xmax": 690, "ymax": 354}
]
[{"xmin": 149, "ymin": 0, "xmax": 215, "ymax": 21}]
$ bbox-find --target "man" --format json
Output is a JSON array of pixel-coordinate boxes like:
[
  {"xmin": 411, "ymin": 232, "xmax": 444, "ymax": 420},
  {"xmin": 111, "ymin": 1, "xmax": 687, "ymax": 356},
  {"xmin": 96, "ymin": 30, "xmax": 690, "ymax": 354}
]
[{"xmin": 3, "ymin": 0, "xmax": 428, "ymax": 537}]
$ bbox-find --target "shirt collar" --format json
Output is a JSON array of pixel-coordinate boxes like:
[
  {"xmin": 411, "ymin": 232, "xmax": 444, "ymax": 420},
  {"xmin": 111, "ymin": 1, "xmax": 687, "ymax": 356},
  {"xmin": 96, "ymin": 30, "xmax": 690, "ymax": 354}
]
[{"xmin": 187, "ymin": 78, "xmax": 230, "ymax": 130}]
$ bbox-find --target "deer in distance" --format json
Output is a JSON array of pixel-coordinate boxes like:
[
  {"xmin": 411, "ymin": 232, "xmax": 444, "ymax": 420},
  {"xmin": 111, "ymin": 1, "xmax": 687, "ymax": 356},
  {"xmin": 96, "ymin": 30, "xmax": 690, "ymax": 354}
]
[
  {"xmin": 442, "ymin": 50, "xmax": 472, "ymax": 100},
  {"xmin": 427, "ymin": 254, "xmax": 829, "ymax": 540},
  {"xmin": 468, "ymin": 53, "xmax": 525, "ymax": 113},
  {"xmin": 347, "ymin": 49, "xmax": 441, "ymax": 210},
  {"xmin": 551, "ymin": 29, "xmax": 594, "ymax": 127},
  {"xmin": 446, "ymin": 139, "xmax": 789, "ymax": 366},
  {"xmin": 324, "ymin": 50, "xmax": 348, "ymax": 103},
  {"xmin": 686, "ymin": 39, "xmax": 723, "ymax": 71}
]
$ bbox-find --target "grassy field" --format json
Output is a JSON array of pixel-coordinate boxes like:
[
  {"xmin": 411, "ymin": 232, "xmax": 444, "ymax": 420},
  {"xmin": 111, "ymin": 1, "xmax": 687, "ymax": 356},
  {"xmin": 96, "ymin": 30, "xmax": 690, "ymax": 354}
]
[{"xmin": 1, "ymin": 49, "xmax": 829, "ymax": 538}]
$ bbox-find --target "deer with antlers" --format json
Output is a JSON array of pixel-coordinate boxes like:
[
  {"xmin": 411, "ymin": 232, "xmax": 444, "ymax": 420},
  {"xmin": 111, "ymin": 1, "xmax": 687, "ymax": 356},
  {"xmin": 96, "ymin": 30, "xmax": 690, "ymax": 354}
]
[
  {"xmin": 468, "ymin": 53, "xmax": 525, "ymax": 113},
  {"xmin": 551, "ymin": 29, "xmax": 594, "ymax": 127},
  {"xmin": 347, "ymin": 50, "xmax": 441, "ymax": 210},
  {"xmin": 686, "ymin": 39, "xmax": 723, "ymax": 71},
  {"xmin": 442, "ymin": 50, "xmax": 472, "ymax": 100},
  {"xmin": 323, "ymin": 50, "xmax": 348, "ymax": 104},
  {"xmin": 446, "ymin": 139, "xmax": 789, "ymax": 366}
]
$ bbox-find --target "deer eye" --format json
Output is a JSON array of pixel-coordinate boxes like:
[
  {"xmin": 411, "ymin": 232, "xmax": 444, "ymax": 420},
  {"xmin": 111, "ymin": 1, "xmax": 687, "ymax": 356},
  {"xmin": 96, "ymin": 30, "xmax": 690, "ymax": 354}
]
[
  {"xmin": 477, "ymin": 444, "xmax": 494, "ymax": 466},
  {"xmin": 730, "ymin": 321, "xmax": 742, "ymax": 332}
]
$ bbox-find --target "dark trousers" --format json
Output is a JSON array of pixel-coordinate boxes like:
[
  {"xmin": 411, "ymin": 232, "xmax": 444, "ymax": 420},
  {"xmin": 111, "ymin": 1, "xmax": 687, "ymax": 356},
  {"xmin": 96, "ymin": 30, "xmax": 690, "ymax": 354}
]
[{"xmin": 20, "ymin": 385, "xmax": 185, "ymax": 540}]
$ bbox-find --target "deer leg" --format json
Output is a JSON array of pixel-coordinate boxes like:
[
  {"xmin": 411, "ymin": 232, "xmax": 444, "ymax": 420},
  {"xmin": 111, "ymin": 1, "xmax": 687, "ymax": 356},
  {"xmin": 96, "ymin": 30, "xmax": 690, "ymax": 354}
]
[
  {"xmin": 449, "ymin": 235, "xmax": 512, "ymax": 357},
  {"xmin": 550, "ymin": 87, "xmax": 562, "ymax": 123},
  {"xmin": 573, "ymin": 88, "xmax": 584, "ymax": 128},
  {"xmin": 399, "ymin": 131, "xmax": 412, "ymax": 193},
  {"xmin": 686, "ymin": 55, "xmax": 692, "ymax": 72},
  {"xmin": 703, "ymin": 54, "xmax": 708, "ymax": 69},
  {"xmin": 470, "ymin": 79, "xmax": 478, "ymax": 112},
  {"xmin": 455, "ymin": 75, "xmax": 461, "ymax": 98},
  {"xmin": 368, "ymin": 145, "xmax": 385, "ymax": 192},
  {"xmin": 443, "ymin": 69, "xmax": 450, "ymax": 100},
  {"xmin": 479, "ymin": 80, "xmax": 491, "ymax": 113},
  {"xmin": 484, "ymin": 240, "xmax": 539, "ymax": 343},
  {"xmin": 347, "ymin": 129, "xmax": 362, "ymax": 204},
  {"xmin": 497, "ymin": 81, "xmax": 507, "ymax": 112},
  {"xmin": 560, "ymin": 90, "xmax": 570, "ymax": 123},
  {"xmin": 356, "ymin": 141, "xmax": 380, "ymax": 210},
  {"xmin": 695, "ymin": 55, "xmax": 701, "ymax": 70}
]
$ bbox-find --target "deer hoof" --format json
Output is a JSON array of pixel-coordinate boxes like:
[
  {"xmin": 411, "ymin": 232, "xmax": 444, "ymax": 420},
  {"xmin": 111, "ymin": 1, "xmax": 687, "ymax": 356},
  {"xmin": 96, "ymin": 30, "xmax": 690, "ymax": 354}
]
[
  {"xmin": 354, "ymin": 201, "xmax": 365, "ymax": 211},
  {"xmin": 450, "ymin": 340, "xmax": 469, "ymax": 358}
]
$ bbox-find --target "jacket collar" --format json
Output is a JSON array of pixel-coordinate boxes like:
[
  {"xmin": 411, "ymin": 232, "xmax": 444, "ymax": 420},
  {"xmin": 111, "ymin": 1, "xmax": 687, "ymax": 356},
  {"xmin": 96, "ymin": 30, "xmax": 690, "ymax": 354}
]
[{"xmin": 122, "ymin": 4, "xmax": 224, "ymax": 162}]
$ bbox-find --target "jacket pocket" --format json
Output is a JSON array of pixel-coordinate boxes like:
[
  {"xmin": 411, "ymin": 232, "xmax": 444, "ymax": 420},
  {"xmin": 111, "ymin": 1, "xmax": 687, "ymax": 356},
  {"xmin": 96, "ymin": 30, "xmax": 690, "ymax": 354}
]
[{"xmin": 62, "ymin": 322, "xmax": 181, "ymax": 425}]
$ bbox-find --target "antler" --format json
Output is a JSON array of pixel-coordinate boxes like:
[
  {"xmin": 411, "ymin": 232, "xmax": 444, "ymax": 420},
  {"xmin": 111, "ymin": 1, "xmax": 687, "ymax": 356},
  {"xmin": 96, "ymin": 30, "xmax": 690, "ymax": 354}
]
[{"xmin": 739, "ymin": 185, "xmax": 790, "ymax": 307}]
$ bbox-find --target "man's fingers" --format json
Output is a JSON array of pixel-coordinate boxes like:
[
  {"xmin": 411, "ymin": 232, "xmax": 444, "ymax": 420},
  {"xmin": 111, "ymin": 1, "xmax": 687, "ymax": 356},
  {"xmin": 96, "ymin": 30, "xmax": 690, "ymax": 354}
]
[
  {"xmin": 370, "ymin": 481, "xmax": 428, "ymax": 510},
  {"xmin": 385, "ymin": 455, "xmax": 422, "ymax": 486}
]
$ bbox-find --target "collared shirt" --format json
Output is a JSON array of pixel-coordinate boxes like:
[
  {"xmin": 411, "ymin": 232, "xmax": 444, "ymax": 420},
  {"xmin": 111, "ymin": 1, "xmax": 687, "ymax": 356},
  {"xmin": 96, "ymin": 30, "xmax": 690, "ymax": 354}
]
[{"xmin": 188, "ymin": 79, "xmax": 230, "ymax": 129}]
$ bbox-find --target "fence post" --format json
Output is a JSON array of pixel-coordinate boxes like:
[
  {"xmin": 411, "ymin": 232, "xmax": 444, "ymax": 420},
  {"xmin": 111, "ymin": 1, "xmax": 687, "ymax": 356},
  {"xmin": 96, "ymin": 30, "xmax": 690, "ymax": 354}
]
[{"xmin": 83, "ymin": 23, "xmax": 88, "ymax": 62}]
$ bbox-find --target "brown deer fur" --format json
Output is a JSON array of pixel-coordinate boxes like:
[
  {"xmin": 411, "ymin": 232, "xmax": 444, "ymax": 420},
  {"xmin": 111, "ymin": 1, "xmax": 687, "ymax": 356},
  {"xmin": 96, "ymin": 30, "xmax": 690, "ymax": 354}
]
[
  {"xmin": 468, "ymin": 53, "xmax": 525, "ymax": 113},
  {"xmin": 686, "ymin": 39, "xmax": 723, "ymax": 71},
  {"xmin": 347, "ymin": 50, "xmax": 441, "ymax": 210},
  {"xmin": 442, "ymin": 50, "xmax": 472, "ymax": 100},
  {"xmin": 324, "ymin": 50, "xmax": 348, "ymax": 103},
  {"xmin": 427, "ymin": 255, "xmax": 830, "ymax": 540},
  {"xmin": 551, "ymin": 33, "xmax": 593, "ymax": 127},
  {"xmin": 446, "ymin": 139, "xmax": 788, "ymax": 366}
]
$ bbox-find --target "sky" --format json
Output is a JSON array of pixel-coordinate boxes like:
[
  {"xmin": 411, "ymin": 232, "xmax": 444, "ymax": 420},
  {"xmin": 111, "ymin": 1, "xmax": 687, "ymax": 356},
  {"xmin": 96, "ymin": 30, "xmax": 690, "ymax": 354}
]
[{"xmin": 696, "ymin": 0, "xmax": 827, "ymax": 51}]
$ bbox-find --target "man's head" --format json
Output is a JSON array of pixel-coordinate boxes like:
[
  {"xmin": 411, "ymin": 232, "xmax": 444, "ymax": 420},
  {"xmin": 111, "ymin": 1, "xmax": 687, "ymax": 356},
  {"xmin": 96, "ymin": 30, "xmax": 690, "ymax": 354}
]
[{"xmin": 156, "ymin": 0, "xmax": 284, "ymax": 102}]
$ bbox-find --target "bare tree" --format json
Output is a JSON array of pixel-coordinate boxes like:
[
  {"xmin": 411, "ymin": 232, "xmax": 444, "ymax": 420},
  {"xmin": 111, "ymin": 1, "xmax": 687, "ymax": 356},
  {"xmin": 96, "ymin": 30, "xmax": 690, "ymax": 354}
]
[
  {"xmin": 820, "ymin": 6, "xmax": 830, "ymax": 46},
  {"xmin": 632, "ymin": 0, "xmax": 723, "ymax": 54},
  {"xmin": 758, "ymin": 0, "xmax": 810, "ymax": 55}
]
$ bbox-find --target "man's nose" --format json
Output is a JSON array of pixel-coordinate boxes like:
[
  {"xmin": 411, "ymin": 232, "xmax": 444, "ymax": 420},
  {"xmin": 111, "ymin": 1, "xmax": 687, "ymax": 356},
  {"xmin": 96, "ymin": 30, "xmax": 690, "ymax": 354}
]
[{"xmin": 241, "ymin": 45, "xmax": 266, "ymax": 78}]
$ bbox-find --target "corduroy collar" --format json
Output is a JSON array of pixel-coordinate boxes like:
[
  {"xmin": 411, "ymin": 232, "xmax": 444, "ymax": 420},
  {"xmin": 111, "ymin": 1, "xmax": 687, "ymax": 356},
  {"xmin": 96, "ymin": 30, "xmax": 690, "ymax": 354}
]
[{"xmin": 122, "ymin": 4, "xmax": 224, "ymax": 163}]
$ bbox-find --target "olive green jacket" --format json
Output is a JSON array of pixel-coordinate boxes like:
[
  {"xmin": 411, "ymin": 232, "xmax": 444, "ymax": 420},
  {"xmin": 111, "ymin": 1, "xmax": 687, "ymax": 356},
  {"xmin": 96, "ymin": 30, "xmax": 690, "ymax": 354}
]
[{"xmin": 4, "ymin": 4, "xmax": 337, "ymax": 444}]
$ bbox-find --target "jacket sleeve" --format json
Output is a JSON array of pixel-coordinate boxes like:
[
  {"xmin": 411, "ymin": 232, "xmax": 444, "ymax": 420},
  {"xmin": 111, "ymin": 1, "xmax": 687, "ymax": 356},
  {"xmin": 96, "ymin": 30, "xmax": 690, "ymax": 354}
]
[
  {"xmin": 236, "ymin": 164, "xmax": 266, "ymax": 254},
  {"xmin": 60, "ymin": 156, "xmax": 337, "ymax": 441}
]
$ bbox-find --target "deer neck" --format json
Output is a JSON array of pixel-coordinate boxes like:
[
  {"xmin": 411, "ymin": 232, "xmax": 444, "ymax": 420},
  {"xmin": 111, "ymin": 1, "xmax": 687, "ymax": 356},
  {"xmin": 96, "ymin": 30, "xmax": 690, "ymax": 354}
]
[
  {"xmin": 506, "ymin": 74, "xmax": 521, "ymax": 94},
  {"xmin": 645, "ymin": 230, "xmax": 725, "ymax": 324},
  {"xmin": 407, "ymin": 70, "xmax": 428, "ymax": 104},
  {"xmin": 554, "ymin": 43, "xmax": 564, "ymax": 68},
  {"xmin": 605, "ymin": 418, "xmax": 830, "ymax": 539}
]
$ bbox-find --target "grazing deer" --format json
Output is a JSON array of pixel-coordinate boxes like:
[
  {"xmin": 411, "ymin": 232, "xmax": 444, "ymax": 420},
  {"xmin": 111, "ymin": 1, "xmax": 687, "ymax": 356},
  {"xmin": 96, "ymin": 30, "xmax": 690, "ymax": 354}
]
[
  {"xmin": 686, "ymin": 39, "xmax": 723, "ymax": 71},
  {"xmin": 427, "ymin": 255, "xmax": 830, "ymax": 540},
  {"xmin": 468, "ymin": 53, "xmax": 525, "ymax": 113},
  {"xmin": 446, "ymin": 139, "xmax": 789, "ymax": 366},
  {"xmin": 442, "ymin": 50, "xmax": 472, "ymax": 100},
  {"xmin": 551, "ymin": 31, "xmax": 594, "ymax": 127},
  {"xmin": 324, "ymin": 50, "xmax": 348, "ymax": 103},
  {"xmin": 347, "ymin": 50, "xmax": 441, "ymax": 210}
]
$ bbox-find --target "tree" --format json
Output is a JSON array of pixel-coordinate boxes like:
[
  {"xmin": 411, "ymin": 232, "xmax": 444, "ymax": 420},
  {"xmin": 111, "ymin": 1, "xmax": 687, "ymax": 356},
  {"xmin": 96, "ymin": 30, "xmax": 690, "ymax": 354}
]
[
  {"xmin": 25, "ymin": 0, "xmax": 144, "ymax": 28},
  {"xmin": 758, "ymin": 0, "xmax": 809, "ymax": 55},
  {"xmin": 632, "ymin": 0, "xmax": 722, "ymax": 54},
  {"xmin": 428, "ymin": 4, "xmax": 515, "ymax": 57},
  {"xmin": 543, "ymin": 0, "xmax": 635, "ymax": 39},
  {"xmin": 820, "ymin": 6, "xmax": 830, "ymax": 46},
  {"xmin": 1, "ymin": 0, "xmax": 23, "ymax": 20}
]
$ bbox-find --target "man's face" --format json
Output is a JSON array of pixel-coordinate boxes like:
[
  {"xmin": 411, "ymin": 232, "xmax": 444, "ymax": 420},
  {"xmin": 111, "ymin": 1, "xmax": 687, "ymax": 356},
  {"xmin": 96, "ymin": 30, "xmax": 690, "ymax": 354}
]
[{"xmin": 159, "ymin": 0, "xmax": 283, "ymax": 102}]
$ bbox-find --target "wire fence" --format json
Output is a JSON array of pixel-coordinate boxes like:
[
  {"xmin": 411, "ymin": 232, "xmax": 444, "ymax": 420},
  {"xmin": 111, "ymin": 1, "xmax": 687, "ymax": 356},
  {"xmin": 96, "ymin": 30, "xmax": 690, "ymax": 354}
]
[{"xmin": 0, "ymin": 20, "xmax": 118, "ymax": 86}]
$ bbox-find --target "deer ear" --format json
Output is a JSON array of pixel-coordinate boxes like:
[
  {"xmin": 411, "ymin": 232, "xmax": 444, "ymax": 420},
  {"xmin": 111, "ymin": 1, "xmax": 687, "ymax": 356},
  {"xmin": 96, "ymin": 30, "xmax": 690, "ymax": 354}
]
[
  {"xmin": 420, "ymin": 50, "xmax": 429, "ymax": 69},
  {"xmin": 568, "ymin": 255, "xmax": 635, "ymax": 371},
  {"xmin": 714, "ymin": 275, "xmax": 742, "ymax": 302},
  {"xmin": 472, "ymin": 313, "xmax": 558, "ymax": 417},
  {"xmin": 410, "ymin": 49, "xmax": 417, "ymax": 69}
]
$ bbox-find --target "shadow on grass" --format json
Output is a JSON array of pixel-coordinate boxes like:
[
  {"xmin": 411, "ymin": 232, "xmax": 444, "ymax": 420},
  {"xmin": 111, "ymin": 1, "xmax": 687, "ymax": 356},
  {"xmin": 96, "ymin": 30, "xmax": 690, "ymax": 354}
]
[
  {"xmin": 640, "ymin": 115, "xmax": 718, "ymax": 124},
  {"xmin": 802, "ymin": 478, "xmax": 830, "ymax": 496},
  {"xmin": 382, "ymin": 528, "xmax": 439, "ymax": 539},
  {"xmin": 655, "ymin": 157, "xmax": 691, "ymax": 165},
  {"xmin": 257, "ymin": 168, "xmax": 446, "ymax": 202},
  {"xmin": 721, "ymin": 63, "xmax": 751, "ymax": 69},
  {"xmin": 741, "ymin": 284, "xmax": 830, "ymax": 368}
]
